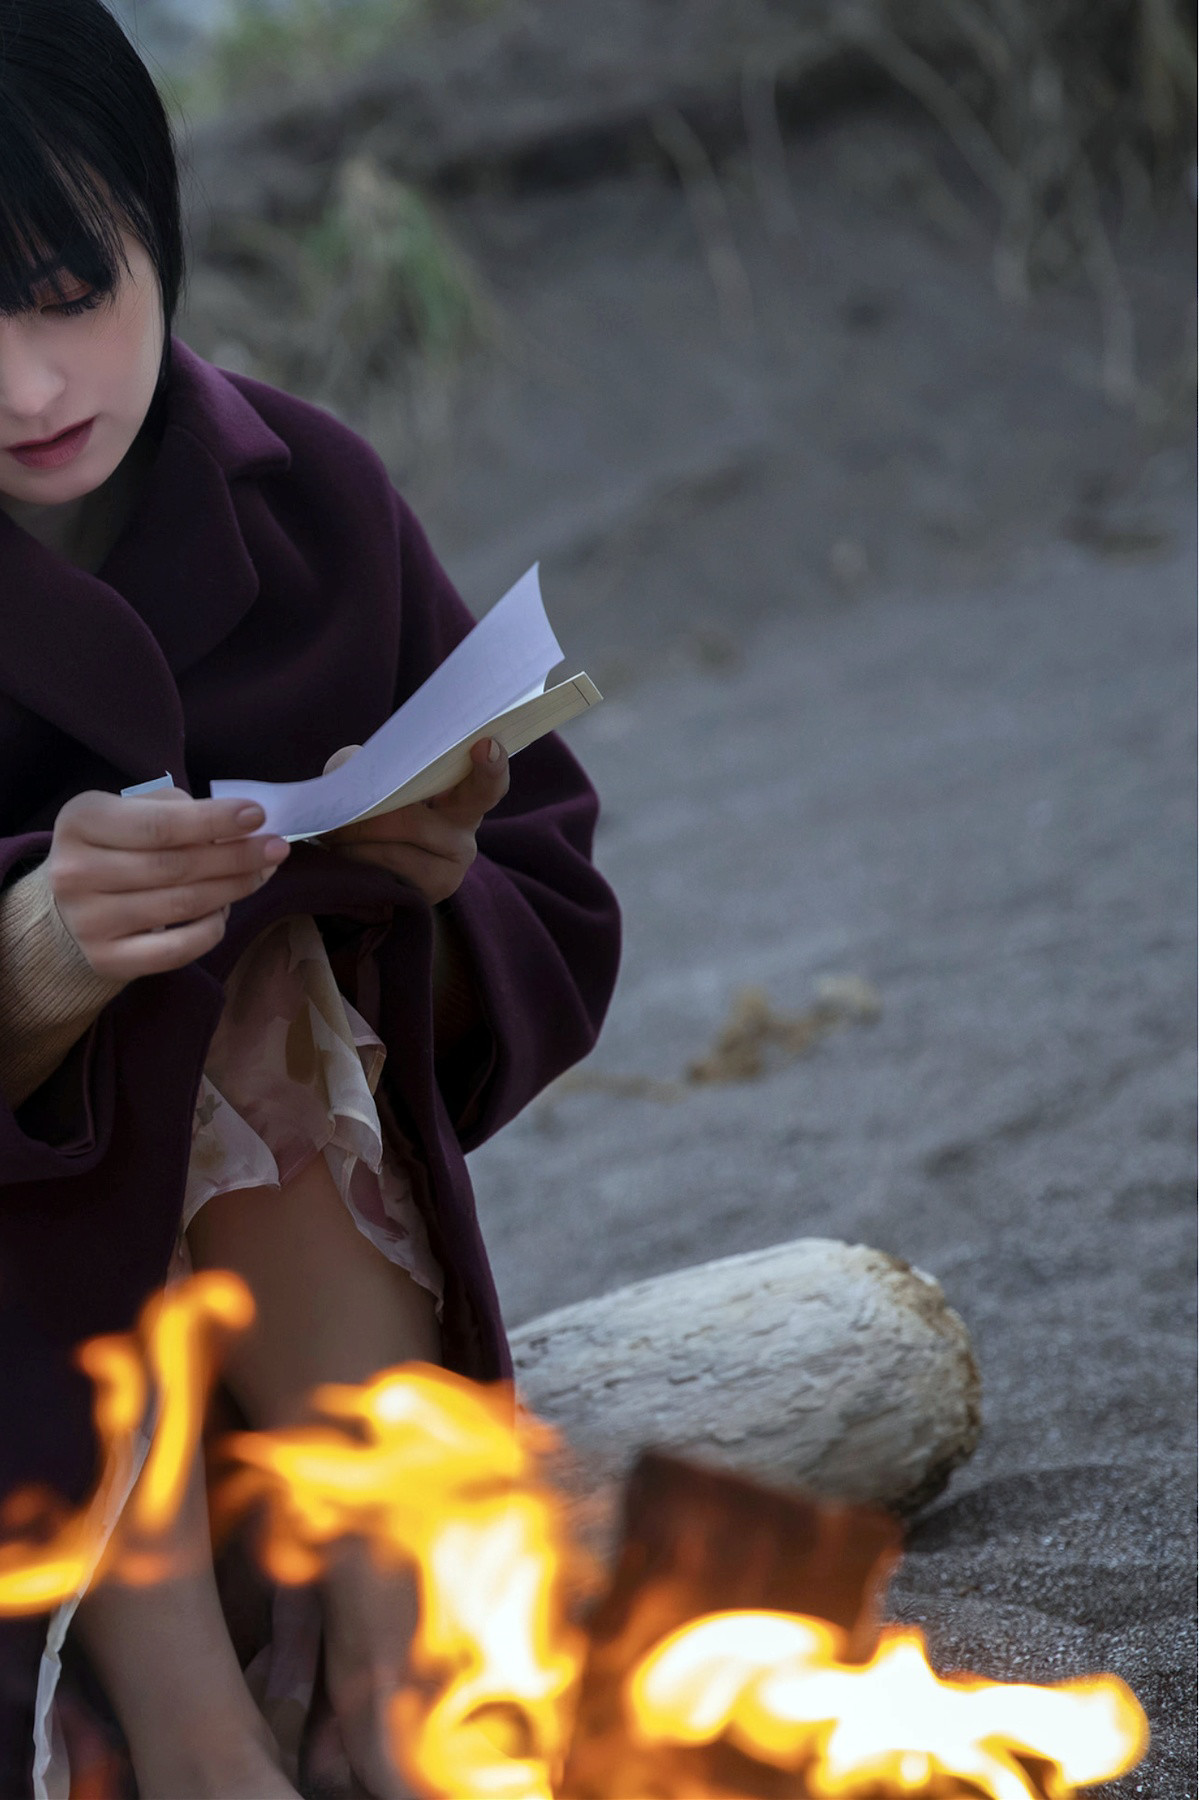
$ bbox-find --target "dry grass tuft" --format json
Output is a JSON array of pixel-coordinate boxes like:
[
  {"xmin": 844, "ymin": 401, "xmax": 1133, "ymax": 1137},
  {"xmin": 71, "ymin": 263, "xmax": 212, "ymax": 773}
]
[
  {"xmin": 837, "ymin": 0, "xmax": 1196, "ymax": 406},
  {"xmin": 182, "ymin": 154, "xmax": 492, "ymax": 411},
  {"xmin": 537, "ymin": 977, "xmax": 883, "ymax": 1119},
  {"xmin": 299, "ymin": 156, "xmax": 494, "ymax": 389},
  {"xmin": 684, "ymin": 977, "xmax": 883, "ymax": 1085}
]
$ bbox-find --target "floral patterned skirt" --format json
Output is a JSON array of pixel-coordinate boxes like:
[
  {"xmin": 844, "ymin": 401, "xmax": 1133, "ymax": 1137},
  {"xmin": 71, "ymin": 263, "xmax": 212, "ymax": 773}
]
[
  {"xmin": 182, "ymin": 911, "xmax": 443, "ymax": 1306},
  {"xmin": 33, "ymin": 913, "xmax": 445, "ymax": 1798}
]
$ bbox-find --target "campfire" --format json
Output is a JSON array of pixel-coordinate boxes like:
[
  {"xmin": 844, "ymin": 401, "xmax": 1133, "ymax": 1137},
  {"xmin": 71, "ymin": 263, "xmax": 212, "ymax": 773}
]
[{"xmin": 0, "ymin": 1274, "xmax": 1148, "ymax": 1799}]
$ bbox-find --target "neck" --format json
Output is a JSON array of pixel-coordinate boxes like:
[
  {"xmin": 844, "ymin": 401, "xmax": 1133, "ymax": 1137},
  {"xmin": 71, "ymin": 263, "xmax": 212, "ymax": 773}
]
[{"xmin": 0, "ymin": 424, "xmax": 158, "ymax": 574}]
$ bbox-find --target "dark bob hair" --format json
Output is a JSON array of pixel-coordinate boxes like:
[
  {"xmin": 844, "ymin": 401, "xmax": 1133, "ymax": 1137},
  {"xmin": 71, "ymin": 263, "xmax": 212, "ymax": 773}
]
[{"xmin": 0, "ymin": 0, "xmax": 185, "ymax": 390}]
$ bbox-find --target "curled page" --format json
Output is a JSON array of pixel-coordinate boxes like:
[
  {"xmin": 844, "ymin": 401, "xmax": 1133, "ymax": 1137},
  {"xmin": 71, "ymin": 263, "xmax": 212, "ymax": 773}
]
[{"xmin": 208, "ymin": 565, "xmax": 602, "ymax": 842}]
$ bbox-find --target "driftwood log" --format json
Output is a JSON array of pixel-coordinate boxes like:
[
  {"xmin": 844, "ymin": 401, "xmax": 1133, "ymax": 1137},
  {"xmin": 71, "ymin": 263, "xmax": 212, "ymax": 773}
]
[{"xmin": 510, "ymin": 1239, "xmax": 980, "ymax": 1547}]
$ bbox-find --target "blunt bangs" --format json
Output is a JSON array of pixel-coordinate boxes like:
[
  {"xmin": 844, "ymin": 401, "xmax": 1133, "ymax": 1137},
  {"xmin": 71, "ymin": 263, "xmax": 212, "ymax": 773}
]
[{"xmin": 0, "ymin": 126, "xmax": 133, "ymax": 317}]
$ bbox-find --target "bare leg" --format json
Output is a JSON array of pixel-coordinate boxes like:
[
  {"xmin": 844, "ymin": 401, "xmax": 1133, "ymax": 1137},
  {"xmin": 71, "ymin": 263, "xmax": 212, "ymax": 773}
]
[
  {"xmin": 186, "ymin": 1149, "xmax": 441, "ymax": 1428},
  {"xmin": 187, "ymin": 1149, "xmax": 442, "ymax": 1799},
  {"xmin": 73, "ymin": 1451, "xmax": 300, "ymax": 1798}
]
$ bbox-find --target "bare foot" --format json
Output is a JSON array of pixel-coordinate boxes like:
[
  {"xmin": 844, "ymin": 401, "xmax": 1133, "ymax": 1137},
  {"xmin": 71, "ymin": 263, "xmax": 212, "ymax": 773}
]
[
  {"xmin": 137, "ymin": 1758, "xmax": 300, "ymax": 1799},
  {"xmin": 320, "ymin": 1538, "xmax": 423, "ymax": 1800},
  {"xmin": 134, "ymin": 1715, "xmax": 302, "ymax": 1799}
]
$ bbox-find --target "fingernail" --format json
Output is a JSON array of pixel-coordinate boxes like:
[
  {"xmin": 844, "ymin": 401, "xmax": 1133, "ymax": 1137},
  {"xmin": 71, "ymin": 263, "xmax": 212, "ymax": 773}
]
[
  {"xmin": 263, "ymin": 838, "xmax": 290, "ymax": 862},
  {"xmin": 236, "ymin": 805, "xmax": 264, "ymax": 827},
  {"xmin": 487, "ymin": 739, "xmax": 501, "ymax": 763}
]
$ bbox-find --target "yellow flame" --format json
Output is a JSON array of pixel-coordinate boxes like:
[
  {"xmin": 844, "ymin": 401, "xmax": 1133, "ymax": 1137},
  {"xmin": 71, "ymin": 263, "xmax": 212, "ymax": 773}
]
[
  {"xmin": 213, "ymin": 1363, "xmax": 585, "ymax": 1800},
  {"xmin": 393, "ymin": 1496, "xmax": 582, "ymax": 1799},
  {"xmin": 0, "ymin": 1278, "xmax": 1153, "ymax": 1800},
  {"xmin": 0, "ymin": 1272, "xmax": 253, "ymax": 1609},
  {"xmin": 0, "ymin": 1334, "xmax": 145, "ymax": 1613},
  {"xmin": 130, "ymin": 1273, "xmax": 255, "ymax": 1538},
  {"xmin": 628, "ymin": 1609, "xmax": 1149, "ymax": 1799}
]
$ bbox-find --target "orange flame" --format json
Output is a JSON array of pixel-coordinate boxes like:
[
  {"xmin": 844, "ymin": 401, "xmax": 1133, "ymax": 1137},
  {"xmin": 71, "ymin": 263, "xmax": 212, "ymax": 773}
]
[
  {"xmin": 213, "ymin": 1364, "xmax": 586, "ymax": 1799},
  {"xmin": 0, "ymin": 1277, "xmax": 1153, "ymax": 1800},
  {"xmin": 0, "ymin": 1334, "xmax": 145, "ymax": 1614},
  {"xmin": 0, "ymin": 1272, "xmax": 252, "ymax": 1608},
  {"xmin": 627, "ymin": 1609, "xmax": 1149, "ymax": 1799},
  {"xmin": 131, "ymin": 1273, "xmax": 255, "ymax": 1537}
]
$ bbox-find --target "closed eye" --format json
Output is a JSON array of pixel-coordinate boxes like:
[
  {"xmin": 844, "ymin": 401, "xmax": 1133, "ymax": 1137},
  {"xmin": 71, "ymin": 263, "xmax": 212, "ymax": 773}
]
[{"xmin": 43, "ymin": 289, "xmax": 104, "ymax": 318}]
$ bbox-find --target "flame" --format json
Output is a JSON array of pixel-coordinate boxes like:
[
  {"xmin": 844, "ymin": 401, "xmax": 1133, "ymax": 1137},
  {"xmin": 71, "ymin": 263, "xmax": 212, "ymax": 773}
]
[
  {"xmin": 131, "ymin": 1273, "xmax": 255, "ymax": 1536},
  {"xmin": 0, "ymin": 1334, "xmax": 145, "ymax": 1614},
  {"xmin": 213, "ymin": 1363, "xmax": 586, "ymax": 1799},
  {"xmin": 627, "ymin": 1609, "xmax": 1149, "ymax": 1798},
  {"xmin": 0, "ymin": 1277, "xmax": 1153, "ymax": 1800},
  {"xmin": 0, "ymin": 1272, "xmax": 252, "ymax": 1608}
]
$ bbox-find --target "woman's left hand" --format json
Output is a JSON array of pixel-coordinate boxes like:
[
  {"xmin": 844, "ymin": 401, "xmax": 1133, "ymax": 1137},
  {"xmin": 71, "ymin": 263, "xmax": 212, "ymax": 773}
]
[{"xmin": 316, "ymin": 738, "xmax": 510, "ymax": 906}]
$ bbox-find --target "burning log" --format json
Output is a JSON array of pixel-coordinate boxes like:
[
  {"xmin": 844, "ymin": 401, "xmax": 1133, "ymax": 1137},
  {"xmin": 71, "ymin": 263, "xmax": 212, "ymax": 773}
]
[
  {"xmin": 510, "ymin": 1240, "xmax": 981, "ymax": 1552},
  {"xmin": 561, "ymin": 1451, "xmax": 901, "ymax": 1799},
  {"xmin": 561, "ymin": 1453, "xmax": 1148, "ymax": 1800}
]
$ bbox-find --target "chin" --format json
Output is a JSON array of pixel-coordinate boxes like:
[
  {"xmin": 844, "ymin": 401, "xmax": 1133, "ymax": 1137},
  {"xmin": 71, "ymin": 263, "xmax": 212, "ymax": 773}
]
[{"xmin": 22, "ymin": 439, "xmax": 118, "ymax": 504}]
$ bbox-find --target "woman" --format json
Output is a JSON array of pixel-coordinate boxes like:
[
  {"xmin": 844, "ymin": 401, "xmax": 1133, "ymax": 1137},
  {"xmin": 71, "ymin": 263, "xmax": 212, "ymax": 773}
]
[{"xmin": 0, "ymin": 2, "xmax": 621, "ymax": 1794}]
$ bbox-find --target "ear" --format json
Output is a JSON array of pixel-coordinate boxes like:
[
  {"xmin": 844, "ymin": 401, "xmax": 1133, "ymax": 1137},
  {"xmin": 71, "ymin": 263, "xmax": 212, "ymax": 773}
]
[{"xmin": 322, "ymin": 743, "xmax": 363, "ymax": 776}]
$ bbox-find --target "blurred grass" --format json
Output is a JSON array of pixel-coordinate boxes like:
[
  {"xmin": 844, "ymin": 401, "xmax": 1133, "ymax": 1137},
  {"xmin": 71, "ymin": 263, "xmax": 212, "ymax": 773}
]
[
  {"xmin": 300, "ymin": 154, "xmax": 493, "ymax": 375},
  {"xmin": 182, "ymin": 154, "xmax": 493, "ymax": 407},
  {"xmin": 836, "ymin": 0, "xmax": 1195, "ymax": 405}
]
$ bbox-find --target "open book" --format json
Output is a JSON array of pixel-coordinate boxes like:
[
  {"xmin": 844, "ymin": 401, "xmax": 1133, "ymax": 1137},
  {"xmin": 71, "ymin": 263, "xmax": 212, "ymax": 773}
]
[{"xmin": 206, "ymin": 566, "xmax": 600, "ymax": 844}]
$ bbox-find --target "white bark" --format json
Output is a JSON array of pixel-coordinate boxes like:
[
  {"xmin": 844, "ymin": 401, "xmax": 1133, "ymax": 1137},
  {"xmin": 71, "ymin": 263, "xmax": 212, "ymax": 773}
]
[{"xmin": 510, "ymin": 1240, "xmax": 980, "ymax": 1521}]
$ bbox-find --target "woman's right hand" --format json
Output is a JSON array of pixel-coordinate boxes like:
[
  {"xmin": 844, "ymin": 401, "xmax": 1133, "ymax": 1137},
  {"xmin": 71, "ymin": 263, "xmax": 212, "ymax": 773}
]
[{"xmin": 46, "ymin": 787, "xmax": 291, "ymax": 983}]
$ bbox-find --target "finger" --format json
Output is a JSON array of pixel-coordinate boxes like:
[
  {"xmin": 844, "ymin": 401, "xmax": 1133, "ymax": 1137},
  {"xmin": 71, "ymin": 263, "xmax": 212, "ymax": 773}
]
[
  {"xmin": 345, "ymin": 806, "xmax": 470, "ymax": 864},
  {"xmin": 428, "ymin": 739, "xmax": 510, "ymax": 825},
  {"xmin": 330, "ymin": 841, "xmax": 464, "ymax": 907},
  {"xmin": 85, "ymin": 911, "xmax": 233, "ymax": 984},
  {"xmin": 67, "ymin": 888, "xmax": 225, "ymax": 982},
  {"xmin": 62, "ymin": 787, "xmax": 273, "ymax": 854},
  {"xmin": 324, "ymin": 792, "xmax": 471, "ymax": 852},
  {"xmin": 323, "ymin": 744, "xmax": 363, "ymax": 777},
  {"xmin": 73, "ymin": 856, "xmax": 287, "ymax": 943},
  {"xmin": 53, "ymin": 810, "xmax": 289, "ymax": 899}
]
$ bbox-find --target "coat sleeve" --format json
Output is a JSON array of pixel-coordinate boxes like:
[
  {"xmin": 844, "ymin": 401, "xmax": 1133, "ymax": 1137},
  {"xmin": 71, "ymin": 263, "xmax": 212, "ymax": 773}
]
[{"xmin": 388, "ymin": 492, "xmax": 622, "ymax": 1150}]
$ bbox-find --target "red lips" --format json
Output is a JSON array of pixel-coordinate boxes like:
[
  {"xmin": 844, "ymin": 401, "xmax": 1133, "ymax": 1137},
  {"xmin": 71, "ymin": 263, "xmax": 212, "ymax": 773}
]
[{"xmin": 9, "ymin": 417, "xmax": 94, "ymax": 450}]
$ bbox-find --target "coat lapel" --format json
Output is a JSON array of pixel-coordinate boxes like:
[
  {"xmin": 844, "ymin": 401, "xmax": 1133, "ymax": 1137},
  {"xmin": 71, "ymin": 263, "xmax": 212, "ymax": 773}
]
[{"xmin": 0, "ymin": 338, "xmax": 291, "ymax": 789}]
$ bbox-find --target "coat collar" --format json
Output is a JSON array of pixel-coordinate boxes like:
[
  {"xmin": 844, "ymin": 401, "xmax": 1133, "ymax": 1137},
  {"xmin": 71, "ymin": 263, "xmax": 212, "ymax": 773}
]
[{"xmin": 0, "ymin": 338, "xmax": 292, "ymax": 789}]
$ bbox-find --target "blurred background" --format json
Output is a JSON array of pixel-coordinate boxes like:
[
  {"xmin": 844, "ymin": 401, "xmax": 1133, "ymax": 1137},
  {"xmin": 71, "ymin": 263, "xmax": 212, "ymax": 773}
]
[{"xmin": 115, "ymin": 0, "xmax": 1194, "ymax": 1790}]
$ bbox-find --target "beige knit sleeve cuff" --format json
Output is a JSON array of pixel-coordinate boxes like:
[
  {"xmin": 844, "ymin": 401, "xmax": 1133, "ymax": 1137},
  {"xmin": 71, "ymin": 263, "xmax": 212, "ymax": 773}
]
[{"xmin": 0, "ymin": 860, "xmax": 128, "ymax": 1109}]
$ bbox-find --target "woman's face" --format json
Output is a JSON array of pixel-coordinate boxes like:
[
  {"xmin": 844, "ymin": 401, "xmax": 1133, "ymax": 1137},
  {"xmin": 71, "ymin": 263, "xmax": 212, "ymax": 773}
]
[{"xmin": 0, "ymin": 225, "xmax": 164, "ymax": 510}]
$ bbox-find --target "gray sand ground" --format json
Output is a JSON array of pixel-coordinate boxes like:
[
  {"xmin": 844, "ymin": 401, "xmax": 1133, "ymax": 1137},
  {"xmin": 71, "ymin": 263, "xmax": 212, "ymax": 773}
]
[
  {"xmin": 471, "ymin": 524, "xmax": 1195, "ymax": 1794},
  {"xmin": 404, "ymin": 114, "xmax": 1195, "ymax": 1797}
]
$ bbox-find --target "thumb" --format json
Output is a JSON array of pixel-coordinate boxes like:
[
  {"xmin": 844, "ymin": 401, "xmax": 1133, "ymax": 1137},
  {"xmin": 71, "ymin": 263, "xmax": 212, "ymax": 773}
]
[{"xmin": 323, "ymin": 744, "xmax": 363, "ymax": 776}]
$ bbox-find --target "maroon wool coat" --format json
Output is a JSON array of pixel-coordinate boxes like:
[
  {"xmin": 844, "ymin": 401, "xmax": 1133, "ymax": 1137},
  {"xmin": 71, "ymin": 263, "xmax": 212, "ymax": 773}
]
[{"xmin": 0, "ymin": 337, "xmax": 620, "ymax": 1789}]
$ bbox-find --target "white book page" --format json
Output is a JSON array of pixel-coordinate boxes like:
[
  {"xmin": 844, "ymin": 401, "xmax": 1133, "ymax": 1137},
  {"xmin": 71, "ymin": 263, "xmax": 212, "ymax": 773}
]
[
  {"xmin": 294, "ymin": 673, "xmax": 602, "ymax": 839},
  {"xmin": 209, "ymin": 564, "xmax": 575, "ymax": 840}
]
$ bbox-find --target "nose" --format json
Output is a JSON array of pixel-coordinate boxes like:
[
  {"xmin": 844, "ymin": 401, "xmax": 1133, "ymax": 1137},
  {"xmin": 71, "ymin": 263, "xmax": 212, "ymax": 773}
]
[{"xmin": 0, "ymin": 321, "xmax": 69, "ymax": 440}]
